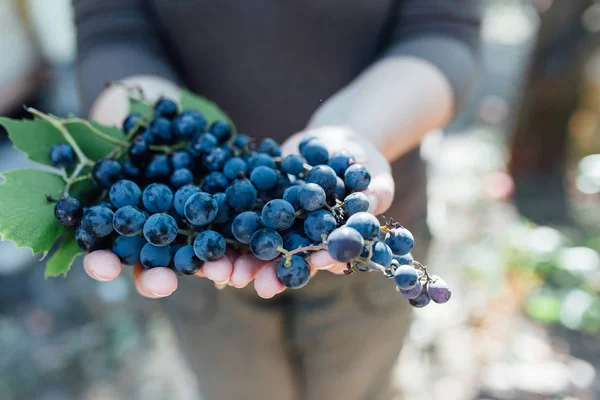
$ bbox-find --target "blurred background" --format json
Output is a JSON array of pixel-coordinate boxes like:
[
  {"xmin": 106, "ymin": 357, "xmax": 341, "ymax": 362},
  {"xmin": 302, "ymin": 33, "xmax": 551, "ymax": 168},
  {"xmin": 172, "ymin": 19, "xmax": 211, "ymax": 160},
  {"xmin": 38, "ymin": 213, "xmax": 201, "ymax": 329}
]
[{"xmin": 0, "ymin": 0, "xmax": 600, "ymax": 399}]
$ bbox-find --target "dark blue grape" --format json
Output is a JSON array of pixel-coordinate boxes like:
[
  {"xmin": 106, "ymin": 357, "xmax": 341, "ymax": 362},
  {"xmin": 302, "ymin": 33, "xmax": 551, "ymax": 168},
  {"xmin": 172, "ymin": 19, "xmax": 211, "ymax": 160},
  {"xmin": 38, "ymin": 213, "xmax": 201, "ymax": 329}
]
[
  {"xmin": 232, "ymin": 211, "xmax": 264, "ymax": 244},
  {"xmin": 233, "ymin": 134, "xmax": 251, "ymax": 150},
  {"xmin": 173, "ymin": 245, "xmax": 203, "ymax": 275},
  {"xmin": 144, "ymin": 154, "xmax": 172, "ymax": 180},
  {"xmin": 143, "ymin": 213, "xmax": 178, "ymax": 246},
  {"xmin": 250, "ymin": 166, "xmax": 278, "ymax": 191},
  {"xmin": 409, "ymin": 286, "xmax": 431, "ymax": 308},
  {"xmin": 326, "ymin": 227, "xmax": 364, "ymax": 262},
  {"xmin": 345, "ymin": 212, "xmax": 380, "ymax": 240},
  {"xmin": 343, "ymin": 192, "xmax": 370, "ymax": 216},
  {"xmin": 281, "ymin": 154, "xmax": 304, "ymax": 176},
  {"xmin": 247, "ymin": 153, "xmax": 276, "ymax": 172},
  {"xmin": 92, "ymin": 159, "xmax": 122, "ymax": 189},
  {"xmin": 49, "ymin": 143, "xmax": 75, "ymax": 168},
  {"xmin": 385, "ymin": 227, "xmax": 414, "ymax": 256},
  {"xmin": 344, "ymin": 164, "xmax": 371, "ymax": 192},
  {"xmin": 76, "ymin": 226, "xmax": 109, "ymax": 252},
  {"xmin": 181, "ymin": 110, "xmax": 207, "ymax": 132},
  {"xmin": 143, "ymin": 183, "xmax": 173, "ymax": 213},
  {"xmin": 149, "ymin": 117, "xmax": 174, "ymax": 144},
  {"xmin": 113, "ymin": 236, "xmax": 146, "ymax": 265},
  {"xmin": 394, "ymin": 264, "xmax": 419, "ymax": 290},
  {"xmin": 427, "ymin": 276, "xmax": 451, "ymax": 304},
  {"xmin": 184, "ymin": 192, "xmax": 218, "ymax": 226},
  {"xmin": 400, "ymin": 280, "xmax": 423, "ymax": 300},
  {"xmin": 371, "ymin": 241, "xmax": 393, "ymax": 268},
  {"xmin": 202, "ymin": 147, "xmax": 228, "ymax": 171},
  {"xmin": 54, "ymin": 196, "xmax": 83, "ymax": 227},
  {"xmin": 203, "ymin": 171, "xmax": 229, "ymax": 194},
  {"xmin": 297, "ymin": 183, "xmax": 326, "ymax": 211},
  {"xmin": 328, "ymin": 151, "xmax": 355, "ymax": 177},
  {"xmin": 213, "ymin": 192, "xmax": 231, "ymax": 224},
  {"xmin": 335, "ymin": 177, "xmax": 346, "ymax": 199},
  {"xmin": 393, "ymin": 253, "xmax": 413, "ymax": 266},
  {"xmin": 282, "ymin": 232, "xmax": 312, "ymax": 257},
  {"xmin": 277, "ymin": 255, "xmax": 311, "ymax": 289},
  {"xmin": 171, "ymin": 151, "xmax": 195, "ymax": 170},
  {"xmin": 141, "ymin": 243, "xmax": 172, "ymax": 269},
  {"xmin": 223, "ymin": 157, "xmax": 247, "ymax": 179},
  {"xmin": 81, "ymin": 205, "xmax": 114, "ymax": 237},
  {"xmin": 122, "ymin": 113, "xmax": 143, "ymax": 133},
  {"xmin": 172, "ymin": 114, "xmax": 198, "ymax": 140},
  {"xmin": 170, "ymin": 168, "xmax": 194, "ymax": 189},
  {"xmin": 258, "ymin": 138, "xmax": 281, "ymax": 157},
  {"xmin": 113, "ymin": 205, "xmax": 146, "ymax": 236},
  {"xmin": 283, "ymin": 185, "xmax": 301, "ymax": 210},
  {"xmin": 298, "ymin": 136, "xmax": 316, "ymax": 153},
  {"xmin": 209, "ymin": 120, "xmax": 232, "ymax": 143},
  {"xmin": 250, "ymin": 228, "xmax": 283, "ymax": 261},
  {"xmin": 301, "ymin": 139, "xmax": 329, "ymax": 166},
  {"xmin": 122, "ymin": 160, "xmax": 141, "ymax": 180},
  {"xmin": 261, "ymin": 199, "xmax": 296, "ymax": 231},
  {"xmin": 173, "ymin": 185, "xmax": 201, "ymax": 216},
  {"xmin": 189, "ymin": 133, "xmax": 218, "ymax": 156},
  {"xmin": 304, "ymin": 209, "xmax": 336, "ymax": 242},
  {"xmin": 110, "ymin": 179, "xmax": 141, "ymax": 208},
  {"xmin": 154, "ymin": 98, "xmax": 178, "ymax": 119},
  {"xmin": 306, "ymin": 165, "xmax": 337, "ymax": 197},
  {"xmin": 128, "ymin": 135, "xmax": 149, "ymax": 166},
  {"xmin": 225, "ymin": 179, "xmax": 257, "ymax": 211},
  {"xmin": 193, "ymin": 230, "xmax": 226, "ymax": 261}
]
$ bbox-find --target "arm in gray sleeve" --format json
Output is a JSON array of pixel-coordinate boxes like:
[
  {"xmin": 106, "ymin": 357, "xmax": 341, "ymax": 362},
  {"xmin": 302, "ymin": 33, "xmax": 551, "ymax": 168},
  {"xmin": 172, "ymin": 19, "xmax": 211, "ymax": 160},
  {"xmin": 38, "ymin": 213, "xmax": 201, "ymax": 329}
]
[
  {"xmin": 73, "ymin": 0, "xmax": 181, "ymax": 112},
  {"xmin": 383, "ymin": 0, "xmax": 482, "ymax": 111}
]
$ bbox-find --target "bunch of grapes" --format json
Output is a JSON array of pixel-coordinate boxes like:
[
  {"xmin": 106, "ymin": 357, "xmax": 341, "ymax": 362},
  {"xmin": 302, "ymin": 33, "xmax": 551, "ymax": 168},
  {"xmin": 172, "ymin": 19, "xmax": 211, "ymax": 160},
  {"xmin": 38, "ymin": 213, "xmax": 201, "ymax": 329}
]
[{"xmin": 51, "ymin": 97, "xmax": 451, "ymax": 307}]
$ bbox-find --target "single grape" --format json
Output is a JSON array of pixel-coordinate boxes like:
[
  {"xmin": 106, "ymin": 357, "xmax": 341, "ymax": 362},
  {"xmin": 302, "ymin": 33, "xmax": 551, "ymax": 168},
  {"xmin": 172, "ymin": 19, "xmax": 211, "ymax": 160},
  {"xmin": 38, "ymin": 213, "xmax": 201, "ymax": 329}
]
[
  {"xmin": 122, "ymin": 160, "xmax": 141, "ymax": 180},
  {"xmin": 326, "ymin": 227, "xmax": 364, "ymax": 262},
  {"xmin": 122, "ymin": 113, "xmax": 143, "ymax": 133},
  {"xmin": 400, "ymin": 279, "xmax": 423, "ymax": 300},
  {"xmin": 141, "ymin": 243, "xmax": 172, "ymax": 269},
  {"xmin": 250, "ymin": 166, "xmax": 278, "ymax": 191},
  {"xmin": 128, "ymin": 135, "xmax": 149, "ymax": 165},
  {"xmin": 173, "ymin": 185, "xmax": 201, "ymax": 216},
  {"xmin": 427, "ymin": 276, "xmax": 451, "ymax": 304},
  {"xmin": 49, "ymin": 143, "xmax": 75, "ymax": 168},
  {"xmin": 298, "ymin": 135, "xmax": 316, "ymax": 153},
  {"xmin": 170, "ymin": 168, "xmax": 194, "ymax": 189},
  {"xmin": 246, "ymin": 153, "xmax": 276, "ymax": 172},
  {"xmin": 343, "ymin": 192, "xmax": 370, "ymax": 216},
  {"xmin": 209, "ymin": 120, "xmax": 232, "ymax": 143},
  {"xmin": 174, "ymin": 245, "xmax": 203, "ymax": 275},
  {"xmin": 335, "ymin": 176, "xmax": 346, "ymax": 199},
  {"xmin": 281, "ymin": 154, "xmax": 305, "ymax": 176},
  {"xmin": 54, "ymin": 196, "xmax": 83, "ymax": 227},
  {"xmin": 193, "ymin": 230, "xmax": 226, "ymax": 261},
  {"xmin": 143, "ymin": 183, "xmax": 173, "ymax": 213},
  {"xmin": 233, "ymin": 134, "xmax": 251, "ymax": 150},
  {"xmin": 211, "ymin": 192, "xmax": 231, "ymax": 224},
  {"xmin": 301, "ymin": 139, "xmax": 329, "ymax": 166},
  {"xmin": 154, "ymin": 98, "xmax": 178, "ymax": 119},
  {"xmin": 409, "ymin": 286, "xmax": 431, "ymax": 308},
  {"xmin": 328, "ymin": 151, "xmax": 355, "ymax": 177},
  {"xmin": 113, "ymin": 236, "xmax": 146, "ymax": 265},
  {"xmin": 203, "ymin": 171, "xmax": 229, "ymax": 194},
  {"xmin": 189, "ymin": 133, "xmax": 218, "ymax": 156},
  {"xmin": 110, "ymin": 180, "xmax": 142, "ymax": 208},
  {"xmin": 113, "ymin": 205, "xmax": 146, "ymax": 236},
  {"xmin": 250, "ymin": 228, "xmax": 283, "ymax": 260},
  {"xmin": 232, "ymin": 211, "xmax": 264, "ymax": 244},
  {"xmin": 370, "ymin": 241, "xmax": 393, "ymax": 268},
  {"xmin": 304, "ymin": 209, "xmax": 337, "ymax": 242},
  {"xmin": 149, "ymin": 117, "xmax": 174, "ymax": 144},
  {"xmin": 76, "ymin": 226, "xmax": 109, "ymax": 252},
  {"xmin": 282, "ymin": 232, "xmax": 312, "ymax": 257},
  {"xmin": 258, "ymin": 137, "xmax": 282, "ymax": 157},
  {"xmin": 345, "ymin": 212, "xmax": 380, "ymax": 240},
  {"xmin": 202, "ymin": 147, "xmax": 228, "ymax": 171},
  {"xmin": 92, "ymin": 159, "xmax": 122, "ymax": 189},
  {"xmin": 184, "ymin": 192, "xmax": 218, "ymax": 226},
  {"xmin": 181, "ymin": 110, "xmax": 207, "ymax": 132},
  {"xmin": 172, "ymin": 114, "xmax": 198, "ymax": 140},
  {"xmin": 344, "ymin": 164, "xmax": 371, "ymax": 192},
  {"xmin": 171, "ymin": 151, "xmax": 195, "ymax": 170},
  {"xmin": 223, "ymin": 157, "xmax": 248, "ymax": 179},
  {"xmin": 297, "ymin": 183, "xmax": 326, "ymax": 211},
  {"xmin": 81, "ymin": 206, "xmax": 114, "ymax": 237},
  {"xmin": 385, "ymin": 226, "xmax": 414, "ymax": 256},
  {"xmin": 393, "ymin": 253, "xmax": 413, "ymax": 266},
  {"xmin": 306, "ymin": 165, "xmax": 338, "ymax": 197},
  {"xmin": 261, "ymin": 199, "xmax": 296, "ymax": 231},
  {"xmin": 145, "ymin": 154, "xmax": 172, "ymax": 180},
  {"xmin": 143, "ymin": 213, "xmax": 178, "ymax": 246},
  {"xmin": 283, "ymin": 185, "xmax": 301, "ymax": 210},
  {"xmin": 277, "ymin": 255, "xmax": 311, "ymax": 289},
  {"xmin": 225, "ymin": 179, "xmax": 257, "ymax": 211},
  {"xmin": 394, "ymin": 264, "xmax": 419, "ymax": 290}
]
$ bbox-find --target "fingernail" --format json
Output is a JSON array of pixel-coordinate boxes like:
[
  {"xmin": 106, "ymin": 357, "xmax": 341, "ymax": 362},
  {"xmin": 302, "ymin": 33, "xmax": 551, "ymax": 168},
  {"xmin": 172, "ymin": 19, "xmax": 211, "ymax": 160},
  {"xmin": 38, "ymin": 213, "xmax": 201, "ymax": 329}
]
[
  {"xmin": 215, "ymin": 278, "xmax": 230, "ymax": 285},
  {"xmin": 367, "ymin": 194, "xmax": 378, "ymax": 214},
  {"xmin": 316, "ymin": 263, "xmax": 336, "ymax": 270},
  {"xmin": 92, "ymin": 272, "xmax": 110, "ymax": 282},
  {"xmin": 150, "ymin": 291, "xmax": 171, "ymax": 298}
]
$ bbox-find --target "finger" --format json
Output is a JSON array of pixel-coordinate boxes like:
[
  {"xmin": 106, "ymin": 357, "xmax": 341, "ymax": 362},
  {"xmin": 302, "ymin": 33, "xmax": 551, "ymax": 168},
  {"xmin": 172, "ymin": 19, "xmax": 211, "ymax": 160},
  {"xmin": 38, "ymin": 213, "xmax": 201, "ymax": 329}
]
[
  {"xmin": 363, "ymin": 171, "xmax": 395, "ymax": 216},
  {"xmin": 308, "ymin": 250, "xmax": 347, "ymax": 275},
  {"xmin": 254, "ymin": 260, "xmax": 286, "ymax": 299},
  {"xmin": 133, "ymin": 265, "xmax": 178, "ymax": 298},
  {"xmin": 202, "ymin": 256, "xmax": 234, "ymax": 285},
  {"xmin": 230, "ymin": 254, "xmax": 266, "ymax": 288},
  {"xmin": 83, "ymin": 250, "xmax": 123, "ymax": 282}
]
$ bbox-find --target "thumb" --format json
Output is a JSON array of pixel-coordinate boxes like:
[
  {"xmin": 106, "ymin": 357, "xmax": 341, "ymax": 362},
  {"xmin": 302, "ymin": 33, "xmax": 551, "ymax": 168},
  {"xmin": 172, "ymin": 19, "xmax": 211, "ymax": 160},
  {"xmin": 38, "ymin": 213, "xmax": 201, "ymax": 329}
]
[{"xmin": 362, "ymin": 171, "xmax": 395, "ymax": 216}]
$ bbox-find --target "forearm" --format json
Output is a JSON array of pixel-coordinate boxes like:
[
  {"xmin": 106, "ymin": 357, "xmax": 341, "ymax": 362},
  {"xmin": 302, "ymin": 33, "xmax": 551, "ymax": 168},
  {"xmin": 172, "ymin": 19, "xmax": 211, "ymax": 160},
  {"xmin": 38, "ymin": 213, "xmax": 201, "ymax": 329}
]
[{"xmin": 308, "ymin": 56, "xmax": 454, "ymax": 162}]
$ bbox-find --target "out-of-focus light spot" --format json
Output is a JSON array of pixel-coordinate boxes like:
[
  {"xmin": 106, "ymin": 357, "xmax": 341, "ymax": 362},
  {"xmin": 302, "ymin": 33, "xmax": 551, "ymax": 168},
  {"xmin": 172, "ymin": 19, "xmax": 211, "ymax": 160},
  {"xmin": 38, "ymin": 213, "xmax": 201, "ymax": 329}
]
[
  {"xmin": 479, "ymin": 95, "xmax": 510, "ymax": 125},
  {"xmin": 558, "ymin": 246, "xmax": 600, "ymax": 273},
  {"xmin": 483, "ymin": 4, "xmax": 537, "ymax": 45},
  {"xmin": 568, "ymin": 359, "xmax": 596, "ymax": 390},
  {"xmin": 528, "ymin": 226, "xmax": 563, "ymax": 254},
  {"xmin": 578, "ymin": 154, "xmax": 600, "ymax": 178},
  {"xmin": 582, "ymin": 4, "xmax": 600, "ymax": 33},
  {"xmin": 576, "ymin": 175, "xmax": 600, "ymax": 194},
  {"xmin": 560, "ymin": 289, "xmax": 593, "ymax": 330}
]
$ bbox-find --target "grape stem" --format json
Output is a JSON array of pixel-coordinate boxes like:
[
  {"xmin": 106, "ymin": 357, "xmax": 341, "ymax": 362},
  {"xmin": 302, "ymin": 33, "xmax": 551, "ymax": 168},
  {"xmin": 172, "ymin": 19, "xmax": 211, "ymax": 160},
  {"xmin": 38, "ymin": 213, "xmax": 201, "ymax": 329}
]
[
  {"xmin": 149, "ymin": 142, "xmax": 188, "ymax": 153},
  {"xmin": 412, "ymin": 261, "xmax": 432, "ymax": 280},
  {"xmin": 277, "ymin": 243, "xmax": 328, "ymax": 266},
  {"xmin": 63, "ymin": 162, "xmax": 91, "ymax": 195},
  {"xmin": 62, "ymin": 119, "xmax": 129, "ymax": 147}
]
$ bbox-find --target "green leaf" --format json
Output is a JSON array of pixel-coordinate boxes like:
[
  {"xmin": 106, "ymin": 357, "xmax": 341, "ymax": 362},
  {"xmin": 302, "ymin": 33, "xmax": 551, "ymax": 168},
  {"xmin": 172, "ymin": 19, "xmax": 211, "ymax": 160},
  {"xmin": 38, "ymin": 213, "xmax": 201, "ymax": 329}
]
[
  {"xmin": 65, "ymin": 121, "xmax": 125, "ymax": 161},
  {"xmin": 0, "ymin": 117, "xmax": 64, "ymax": 167},
  {"xmin": 180, "ymin": 89, "xmax": 236, "ymax": 131},
  {"xmin": 0, "ymin": 169, "xmax": 66, "ymax": 254},
  {"xmin": 45, "ymin": 231, "xmax": 83, "ymax": 277},
  {"xmin": 130, "ymin": 98, "xmax": 154, "ymax": 119}
]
